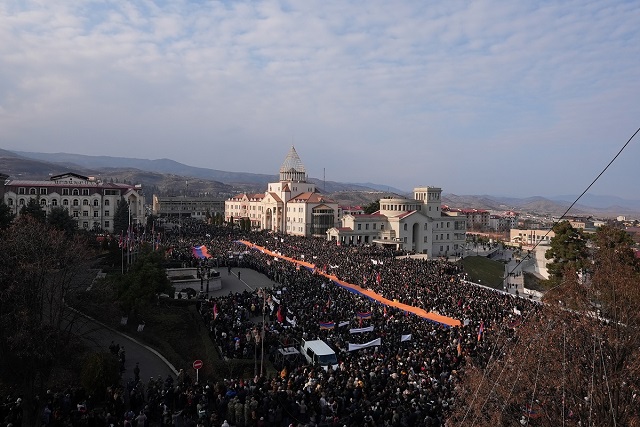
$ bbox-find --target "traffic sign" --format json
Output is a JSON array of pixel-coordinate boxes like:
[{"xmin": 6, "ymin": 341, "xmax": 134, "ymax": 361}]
[{"xmin": 193, "ymin": 359, "xmax": 203, "ymax": 370}]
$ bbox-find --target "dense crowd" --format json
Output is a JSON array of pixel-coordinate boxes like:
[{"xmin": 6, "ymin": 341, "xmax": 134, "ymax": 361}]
[
  {"xmin": 2, "ymin": 222, "xmax": 540, "ymax": 427},
  {"xmin": 162, "ymin": 225, "xmax": 540, "ymax": 426}
]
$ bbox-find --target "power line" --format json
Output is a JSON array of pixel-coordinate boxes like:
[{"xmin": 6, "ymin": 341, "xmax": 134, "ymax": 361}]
[{"xmin": 502, "ymin": 126, "xmax": 640, "ymax": 285}]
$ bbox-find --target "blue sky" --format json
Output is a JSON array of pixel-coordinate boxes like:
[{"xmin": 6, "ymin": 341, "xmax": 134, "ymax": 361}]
[{"xmin": 1, "ymin": 0, "xmax": 639, "ymax": 199}]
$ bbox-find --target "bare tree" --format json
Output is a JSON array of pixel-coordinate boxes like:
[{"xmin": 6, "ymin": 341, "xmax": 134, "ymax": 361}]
[
  {"xmin": 450, "ymin": 226, "xmax": 640, "ymax": 426},
  {"xmin": 0, "ymin": 216, "xmax": 94, "ymax": 427}
]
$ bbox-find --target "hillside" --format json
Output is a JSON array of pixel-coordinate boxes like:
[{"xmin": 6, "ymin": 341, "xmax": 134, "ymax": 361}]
[{"xmin": 2, "ymin": 149, "xmax": 639, "ymax": 217}]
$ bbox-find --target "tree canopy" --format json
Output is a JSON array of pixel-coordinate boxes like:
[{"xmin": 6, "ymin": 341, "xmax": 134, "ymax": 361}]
[{"xmin": 545, "ymin": 220, "xmax": 590, "ymax": 281}]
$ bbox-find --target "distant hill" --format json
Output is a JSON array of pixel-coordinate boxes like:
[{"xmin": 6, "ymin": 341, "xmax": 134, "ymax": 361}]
[{"xmin": 3, "ymin": 149, "xmax": 639, "ymax": 217}]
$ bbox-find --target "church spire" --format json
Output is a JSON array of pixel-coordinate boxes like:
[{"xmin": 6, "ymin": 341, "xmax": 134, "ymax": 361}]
[{"xmin": 279, "ymin": 146, "xmax": 307, "ymax": 182}]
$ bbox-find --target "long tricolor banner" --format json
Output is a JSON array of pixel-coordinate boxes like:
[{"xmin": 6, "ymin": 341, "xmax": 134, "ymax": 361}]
[{"xmin": 192, "ymin": 245, "xmax": 212, "ymax": 259}]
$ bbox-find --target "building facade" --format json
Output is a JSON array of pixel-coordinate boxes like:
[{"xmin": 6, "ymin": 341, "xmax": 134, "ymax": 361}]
[
  {"xmin": 152, "ymin": 195, "xmax": 225, "ymax": 221},
  {"xmin": 327, "ymin": 187, "xmax": 467, "ymax": 257},
  {"xmin": 2, "ymin": 172, "xmax": 145, "ymax": 232},
  {"xmin": 225, "ymin": 147, "xmax": 339, "ymax": 237}
]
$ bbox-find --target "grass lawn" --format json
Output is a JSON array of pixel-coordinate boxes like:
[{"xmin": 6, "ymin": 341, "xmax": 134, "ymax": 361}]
[{"xmin": 461, "ymin": 256, "xmax": 505, "ymax": 290}]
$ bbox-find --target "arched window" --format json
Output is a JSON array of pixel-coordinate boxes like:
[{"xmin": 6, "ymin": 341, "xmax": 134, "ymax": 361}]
[
  {"xmin": 51, "ymin": 199, "xmax": 58, "ymax": 206},
  {"xmin": 29, "ymin": 188, "xmax": 37, "ymax": 195},
  {"xmin": 83, "ymin": 199, "xmax": 89, "ymax": 206},
  {"xmin": 93, "ymin": 199, "xmax": 99, "ymax": 207},
  {"xmin": 73, "ymin": 199, "xmax": 79, "ymax": 207},
  {"xmin": 63, "ymin": 199, "xmax": 69, "ymax": 206},
  {"xmin": 104, "ymin": 199, "xmax": 110, "ymax": 206},
  {"xmin": 7, "ymin": 198, "xmax": 13, "ymax": 206},
  {"xmin": 40, "ymin": 199, "xmax": 47, "ymax": 206},
  {"xmin": 72, "ymin": 189, "xmax": 79, "ymax": 196}
]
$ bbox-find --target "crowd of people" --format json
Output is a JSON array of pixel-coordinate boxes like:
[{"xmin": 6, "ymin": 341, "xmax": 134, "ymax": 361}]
[
  {"xmin": 2, "ymin": 222, "xmax": 540, "ymax": 427},
  {"xmin": 163, "ymin": 226, "xmax": 541, "ymax": 426}
]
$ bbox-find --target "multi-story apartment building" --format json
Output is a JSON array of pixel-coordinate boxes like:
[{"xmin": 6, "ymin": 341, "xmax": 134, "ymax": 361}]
[
  {"xmin": 152, "ymin": 195, "xmax": 225, "ymax": 221},
  {"xmin": 327, "ymin": 187, "xmax": 467, "ymax": 257},
  {"xmin": 225, "ymin": 147, "xmax": 339, "ymax": 237},
  {"xmin": 2, "ymin": 172, "xmax": 145, "ymax": 232}
]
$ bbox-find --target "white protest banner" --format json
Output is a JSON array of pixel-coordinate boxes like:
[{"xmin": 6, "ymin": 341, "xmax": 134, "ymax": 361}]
[{"xmin": 348, "ymin": 338, "xmax": 382, "ymax": 352}]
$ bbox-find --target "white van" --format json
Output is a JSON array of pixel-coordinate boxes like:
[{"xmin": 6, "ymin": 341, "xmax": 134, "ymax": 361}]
[{"xmin": 300, "ymin": 339, "xmax": 339, "ymax": 371}]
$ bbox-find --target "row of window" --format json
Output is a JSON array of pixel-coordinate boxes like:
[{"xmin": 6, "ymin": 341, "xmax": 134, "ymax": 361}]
[
  {"xmin": 7, "ymin": 197, "xmax": 111, "ymax": 207},
  {"xmin": 16, "ymin": 187, "xmax": 120, "ymax": 197}
]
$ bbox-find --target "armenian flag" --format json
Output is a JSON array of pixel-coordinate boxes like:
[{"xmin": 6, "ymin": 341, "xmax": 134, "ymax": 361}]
[
  {"xmin": 319, "ymin": 321, "xmax": 335, "ymax": 330},
  {"xmin": 192, "ymin": 245, "xmax": 212, "ymax": 259},
  {"xmin": 356, "ymin": 312, "xmax": 372, "ymax": 320}
]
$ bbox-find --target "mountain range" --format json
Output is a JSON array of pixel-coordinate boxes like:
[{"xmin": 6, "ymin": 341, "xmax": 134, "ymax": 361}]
[{"xmin": 2, "ymin": 149, "xmax": 639, "ymax": 218}]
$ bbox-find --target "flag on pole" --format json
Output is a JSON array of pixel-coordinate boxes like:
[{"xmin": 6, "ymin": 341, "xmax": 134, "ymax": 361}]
[{"xmin": 477, "ymin": 321, "xmax": 485, "ymax": 342}]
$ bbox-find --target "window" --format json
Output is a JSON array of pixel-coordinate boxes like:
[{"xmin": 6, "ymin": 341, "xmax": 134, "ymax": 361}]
[
  {"xmin": 63, "ymin": 199, "xmax": 69, "ymax": 206},
  {"xmin": 73, "ymin": 199, "xmax": 79, "ymax": 206},
  {"xmin": 447, "ymin": 234, "xmax": 449, "ymax": 239},
  {"xmin": 82, "ymin": 222, "xmax": 88, "ymax": 228},
  {"xmin": 424, "ymin": 236, "xmax": 428, "ymax": 242},
  {"xmin": 373, "ymin": 223, "xmax": 377, "ymax": 229},
  {"xmin": 19, "ymin": 199, "xmax": 25, "ymax": 205},
  {"xmin": 93, "ymin": 211, "xmax": 99, "ymax": 218},
  {"xmin": 30, "ymin": 188, "xmax": 37, "ymax": 195},
  {"xmin": 82, "ymin": 189, "xmax": 89, "ymax": 196},
  {"xmin": 83, "ymin": 211, "xmax": 89, "ymax": 217},
  {"xmin": 40, "ymin": 188, "xmax": 47, "ymax": 195},
  {"xmin": 424, "ymin": 224, "xmax": 428, "ymax": 230},
  {"xmin": 18, "ymin": 188, "xmax": 26, "ymax": 195},
  {"xmin": 73, "ymin": 211, "xmax": 79, "ymax": 218},
  {"xmin": 105, "ymin": 210, "xmax": 110, "ymax": 217},
  {"xmin": 381, "ymin": 224, "xmax": 384, "ymax": 230},
  {"xmin": 447, "ymin": 222, "xmax": 450, "ymax": 228},
  {"xmin": 7, "ymin": 198, "xmax": 13, "ymax": 206},
  {"xmin": 357, "ymin": 224, "xmax": 361, "ymax": 230},
  {"xmin": 104, "ymin": 199, "xmax": 110, "ymax": 206},
  {"xmin": 93, "ymin": 199, "xmax": 99, "ymax": 207},
  {"xmin": 51, "ymin": 199, "xmax": 58, "ymax": 206},
  {"xmin": 365, "ymin": 224, "xmax": 369, "ymax": 230},
  {"xmin": 40, "ymin": 199, "xmax": 47, "ymax": 206},
  {"xmin": 62, "ymin": 188, "xmax": 69, "ymax": 195},
  {"xmin": 83, "ymin": 199, "xmax": 89, "ymax": 206},
  {"xmin": 403, "ymin": 224, "xmax": 408, "ymax": 231},
  {"xmin": 72, "ymin": 189, "xmax": 79, "ymax": 196},
  {"xmin": 104, "ymin": 221, "xmax": 110, "ymax": 228}
]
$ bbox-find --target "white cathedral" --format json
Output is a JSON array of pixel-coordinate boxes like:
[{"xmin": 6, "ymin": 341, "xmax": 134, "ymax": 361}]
[{"xmin": 225, "ymin": 147, "xmax": 339, "ymax": 238}]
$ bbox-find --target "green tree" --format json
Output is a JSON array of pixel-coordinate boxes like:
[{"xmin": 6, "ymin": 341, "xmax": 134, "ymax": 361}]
[
  {"xmin": 0, "ymin": 200, "xmax": 15, "ymax": 229},
  {"xmin": 363, "ymin": 200, "xmax": 380, "ymax": 214},
  {"xmin": 20, "ymin": 198, "xmax": 46, "ymax": 222},
  {"xmin": 47, "ymin": 206, "xmax": 78, "ymax": 235},
  {"xmin": 113, "ymin": 198, "xmax": 130, "ymax": 236},
  {"xmin": 117, "ymin": 248, "xmax": 173, "ymax": 310},
  {"xmin": 545, "ymin": 220, "xmax": 590, "ymax": 282}
]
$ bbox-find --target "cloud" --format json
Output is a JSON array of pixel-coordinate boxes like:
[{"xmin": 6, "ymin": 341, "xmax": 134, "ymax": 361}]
[{"xmin": 1, "ymin": 0, "xmax": 639, "ymax": 198}]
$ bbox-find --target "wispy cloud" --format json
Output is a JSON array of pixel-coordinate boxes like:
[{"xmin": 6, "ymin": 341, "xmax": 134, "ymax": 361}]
[{"xmin": 1, "ymin": 0, "xmax": 639, "ymax": 198}]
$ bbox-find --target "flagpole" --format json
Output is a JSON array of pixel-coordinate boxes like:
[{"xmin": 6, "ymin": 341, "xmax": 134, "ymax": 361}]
[{"xmin": 260, "ymin": 290, "xmax": 266, "ymax": 377}]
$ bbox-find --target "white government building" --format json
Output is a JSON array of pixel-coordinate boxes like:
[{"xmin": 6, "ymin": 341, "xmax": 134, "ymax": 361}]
[
  {"xmin": 225, "ymin": 146, "xmax": 340, "ymax": 237},
  {"xmin": 328, "ymin": 187, "xmax": 467, "ymax": 256},
  {"xmin": 226, "ymin": 147, "xmax": 467, "ymax": 256},
  {"xmin": 2, "ymin": 172, "xmax": 145, "ymax": 232}
]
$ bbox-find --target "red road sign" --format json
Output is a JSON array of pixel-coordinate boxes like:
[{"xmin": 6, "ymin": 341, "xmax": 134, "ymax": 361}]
[{"xmin": 193, "ymin": 359, "xmax": 203, "ymax": 370}]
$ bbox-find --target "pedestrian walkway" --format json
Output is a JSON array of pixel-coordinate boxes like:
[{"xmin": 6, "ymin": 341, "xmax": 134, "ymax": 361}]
[{"xmin": 69, "ymin": 308, "xmax": 177, "ymax": 381}]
